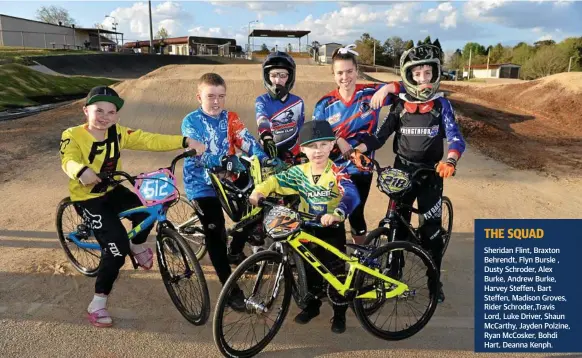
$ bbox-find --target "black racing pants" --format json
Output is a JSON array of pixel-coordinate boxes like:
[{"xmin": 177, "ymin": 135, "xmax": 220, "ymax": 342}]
[
  {"xmin": 302, "ymin": 223, "xmax": 348, "ymax": 316},
  {"xmin": 76, "ymin": 185, "xmax": 153, "ymax": 295},
  {"xmin": 348, "ymin": 173, "xmax": 373, "ymax": 236},
  {"xmin": 191, "ymin": 196, "xmax": 246, "ymax": 285},
  {"xmin": 393, "ymin": 157, "xmax": 444, "ymax": 273}
]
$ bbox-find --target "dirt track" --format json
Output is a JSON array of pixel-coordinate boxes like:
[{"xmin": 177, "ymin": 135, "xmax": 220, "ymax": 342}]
[{"xmin": 1, "ymin": 64, "xmax": 582, "ymax": 357}]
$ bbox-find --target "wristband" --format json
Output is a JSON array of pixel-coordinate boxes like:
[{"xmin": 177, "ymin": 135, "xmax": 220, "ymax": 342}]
[
  {"xmin": 446, "ymin": 157, "xmax": 457, "ymax": 168},
  {"xmin": 333, "ymin": 208, "xmax": 346, "ymax": 221}
]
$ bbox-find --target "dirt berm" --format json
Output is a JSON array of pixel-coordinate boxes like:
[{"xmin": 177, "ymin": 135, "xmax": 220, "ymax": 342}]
[{"xmin": 31, "ymin": 53, "xmax": 258, "ymax": 79}]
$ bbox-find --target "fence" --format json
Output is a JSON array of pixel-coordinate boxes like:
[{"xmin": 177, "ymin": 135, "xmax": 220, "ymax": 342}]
[{"xmin": 0, "ymin": 29, "xmax": 119, "ymax": 51}]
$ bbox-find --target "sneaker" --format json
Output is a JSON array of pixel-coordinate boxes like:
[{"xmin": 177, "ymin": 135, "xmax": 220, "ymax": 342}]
[
  {"xmin": 227, "ymin": 249, "xmax": 247, "ymax": 265},
  {"xmin": 330, "ymin": 315, "xmax": 346, "ymax": 334},
  {"xmin": 294, "ymin": 301, "xmax": 321, "ymax": 324},
  {"xmin": 226, "ymin": 288, "xmax": 246, "ymax": 313},
  {"xmin": 438, "ymin": 282, "xmax": 445, "ymax": 303}
]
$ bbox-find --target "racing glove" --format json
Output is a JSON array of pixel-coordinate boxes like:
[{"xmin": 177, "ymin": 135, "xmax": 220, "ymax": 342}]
[
  {"xmin": 260, "ymin": 132, "xmax": 278, "ymax": 159},
  {"xmin": 436, "ymin": 157, "xmax": 457, "ymax": 178},
  {"xmin": 343, "ymin": 148, "xmax": 373, "ymax": 171},
  {"xmin": 261, "ymin": 157, "xmax": 287, "ymax": 173},
  {"xmin": 221, "ymin": 155, "xmax": 246, "ymax": 174}
]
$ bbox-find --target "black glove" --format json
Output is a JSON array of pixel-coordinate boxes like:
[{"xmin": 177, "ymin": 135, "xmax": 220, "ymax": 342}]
[
  {"xmin": 260, "ymin": 132, "xmax": 278, "ymax": 159},
  {"xmin": 221, "ymin": 155, "xmax": 245, "ymax": 173}
]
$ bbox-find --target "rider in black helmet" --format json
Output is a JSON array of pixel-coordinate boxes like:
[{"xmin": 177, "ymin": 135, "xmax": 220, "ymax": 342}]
[{"xmin": 255, "ymin": 51, "xmax": 305, "ymax": 165}]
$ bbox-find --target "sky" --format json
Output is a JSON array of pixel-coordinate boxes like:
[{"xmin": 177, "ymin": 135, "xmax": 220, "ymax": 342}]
[{"xmin": 1, "ymin": 0, "xmax": 581, "ymax": 54}]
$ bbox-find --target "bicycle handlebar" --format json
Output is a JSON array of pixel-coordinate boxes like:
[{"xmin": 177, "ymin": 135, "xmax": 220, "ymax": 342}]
[
  {"xmin": 367, "ymin": 157, "xmax": 455, "ymax": 179},
  {"xmin": 257, "ymin": 197, "xmax": 340, "ymax": 229},
  {"xmin": 96, "ymin": 149, "xmax": 198, "ymax": 185}
]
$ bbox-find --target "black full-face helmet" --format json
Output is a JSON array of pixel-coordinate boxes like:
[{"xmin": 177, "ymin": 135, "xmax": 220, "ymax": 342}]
[
  {"xmin": 262, "ymin": 51, "xmax": 296, "ymax": 100},
  {"xmin": 400, "ymin": 44, "xmax": 442, "ymax": 101}
]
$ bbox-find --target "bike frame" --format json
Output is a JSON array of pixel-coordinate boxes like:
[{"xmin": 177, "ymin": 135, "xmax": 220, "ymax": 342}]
[
  {"xmin": 285, "ymin": 230, "xmax": 409, "ymax": 299},
  {"xmin": 67, "ymin": 201, "xmax": 170, "ymax": 250}
]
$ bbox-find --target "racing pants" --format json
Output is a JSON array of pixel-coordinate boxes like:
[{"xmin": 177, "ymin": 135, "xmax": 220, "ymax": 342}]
[
  {"xmin": 347, "ymin": 173, "xmax": 373, "ymax": 237},
  {"xmin": 75, "ymin": 185, "xmax": 152, "ymax": 295},
  {"xmin": 393, "ymin": 156, "xmax": 444, "ymax": 273}
]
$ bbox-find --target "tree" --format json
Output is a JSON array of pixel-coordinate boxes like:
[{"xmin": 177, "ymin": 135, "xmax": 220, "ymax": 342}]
[
  {"xmin": 512, "ymin": 42, "xmax": 535, "ymax": 66},
  {"xmin": 423, "ymin": 36, "xmax": 432, "ymax": 45},
  {"xmin": 534, "ymin": 39, "xmax": 556, "ymax": 48},
  {"xmin": 383, "ymin": 36, "xmax": 406, "ymax": 67},
  {"xmin": 521, "ymin": 45, "xmax": 569, "ymax": 79},
  {"xmin": 447, "ymin": 49, "xmax": 464, "ymax": 70},
  {"xmin": 309, "ymin": 40, "xmax": 321, "ymax": 58},
  {"xmin": 35, "ymin": 5, "xmax": 76, "ymax": 26},
  {"xmin": 417, "ymin": 40, "xmax": 423, "ymax": 46},
  {"xmin": 558, "ymin": 36, "xmax": 582, "ymax": 71},
  {"xmin": 462, "ymin": 42, "xmax": 487, "ymax": 64},
  {"xmin": 488, "ymin": 43, "xmax": 506, "ymax": 64},
  {"xmin": 355, "ymin": 33, "xmax": 382, "ymax": 65},
  {"xmin": 156, "ymin": 27, "xmax": 170, "ymax": 40},
  {"xmin": 404, "ymin": 40, "xmax": 414, "ymax": 50}
]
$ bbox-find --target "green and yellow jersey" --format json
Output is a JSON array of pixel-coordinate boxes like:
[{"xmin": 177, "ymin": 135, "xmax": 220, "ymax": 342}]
[
  {"xmin": 60, "ymin": 123, "xmax": 187, "ymax": 201},
  {"xmin": 254, "ymin": 159, "xmax": 360, "ymax": 218}
]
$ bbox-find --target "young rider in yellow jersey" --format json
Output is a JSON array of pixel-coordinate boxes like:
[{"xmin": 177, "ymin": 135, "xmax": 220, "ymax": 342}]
[
  {"xmin": 249, "ymin": 120, "xmax": 360, "ymax": 334},
  {"xmin": 59, "ymin": 86, "xmax": 205, "ymax": 328}
]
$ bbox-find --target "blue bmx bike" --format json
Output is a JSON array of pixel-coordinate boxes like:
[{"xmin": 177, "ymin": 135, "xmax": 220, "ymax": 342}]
[{"xmin": 55, "ymin": 151, "xmax": 210, "ymax": 326}]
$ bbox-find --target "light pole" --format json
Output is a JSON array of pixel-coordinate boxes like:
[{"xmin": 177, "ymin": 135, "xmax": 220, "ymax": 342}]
[
  {"xmin": 568, "ymin": 56, "xmax": 575, "ymax": 72},
  {"xmin": 248, "ymin": 20, "xmax": 258, "ymax": 59},
  {"xmin": 105, "ymin": 15, "xmax": 118, "ymax": 51}
]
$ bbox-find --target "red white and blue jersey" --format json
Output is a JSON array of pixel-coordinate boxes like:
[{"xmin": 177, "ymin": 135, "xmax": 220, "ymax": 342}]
[
  {"xmin": 312, "ymin": 82, "xmax": 403, "ymax": 174},
  {"xmin": 255, "ymin": 93, "xmax": 305, "ymax": 157}
]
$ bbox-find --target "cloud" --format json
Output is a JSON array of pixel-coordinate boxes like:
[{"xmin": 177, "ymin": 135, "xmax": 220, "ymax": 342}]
[
  {"xmin": 103, "ymin": 1, "xmax": 192, "ymax": 41},
  {"xmin": 210, "ymin": 1, "xmax": 304, "ymax": 19},
  {"xmin": 462, "ymin": 0, "xmax": 581, "ymax": 33},
  {"xmin": 537, "ymin": 34, "xmax": 553, "ymax": 41},
  {"xmin": 421, "ymin": 1, "xmax": 457, "ymax": 28}
]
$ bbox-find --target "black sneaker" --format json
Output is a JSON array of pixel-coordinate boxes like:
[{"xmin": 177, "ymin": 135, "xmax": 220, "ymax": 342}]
[
  {"xmin": 226, "ymin": 288, "xmax": 246, "ymax": 312},
  {"xmin": 227, "ymin": 250, "xmax": 247, "ymax": 265},
  {"xmin": 438, "ymin": 282, "xmax": 445, "ymax": 303},
  {"xmin": 294, "ymin": 301, "xmax": 321, "ymax": 324},
  {"xmin": 330, "ymin": 315, "xmax": 346, "ymax": 334}
]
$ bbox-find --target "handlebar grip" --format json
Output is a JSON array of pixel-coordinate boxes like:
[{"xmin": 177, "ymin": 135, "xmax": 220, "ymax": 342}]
[{"xmin": 184, "ymin": 149, "xmax": 197, "ymax": 157}]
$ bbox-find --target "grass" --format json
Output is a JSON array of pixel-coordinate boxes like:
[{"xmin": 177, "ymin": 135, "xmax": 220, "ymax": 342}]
[
  {"xmin": 0, "ymin": 63, "xmax": 118, "ymax": 111},
  {"xmin": 0, "ymin": 46, "xmax": 108, "ymax": 65}
]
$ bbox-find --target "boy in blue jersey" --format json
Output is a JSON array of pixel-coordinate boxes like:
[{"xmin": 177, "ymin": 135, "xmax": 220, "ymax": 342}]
[
  {"xmin": 312, "ymin": 44, "xmax": 405, "ymax": 245},
  {"xmin": 256, "ymin": 51, "xmax": 305, "ymax": 164},
  {"xmin": 355, "ymin": 43, "xmax": 467, "ymax": 303},
  {"xmin": 181, "ymin": 73, "xmax": 284, "ymax": 311},
  {"xmin": 250, "ymin": 120, "xmax": 361, "ymax": 334}
]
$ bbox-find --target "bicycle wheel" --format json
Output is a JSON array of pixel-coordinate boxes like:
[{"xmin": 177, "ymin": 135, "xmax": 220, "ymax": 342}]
[
  {"xmin": 364, "ymin": 226, "xmax": 391, "ymax": 248},
  {"xmin": 289, "ymin": 250, "xmax": 308, "ymax": 310},
  {"xmin": 166, "ymin": 196, "xmax": 207, "ymax": 260},
  {"xmin": 55, "ymin": 197, "xmax": 101, "ymax": 277},
  {"xmin": 353, "ymin": 241, "xmax": 439, "ymax": 341},
  {"xmin": 156, "ymin": 227, "xmax": 210, "ymax": 326},
  {"xmin": 441, "ymin": 196, "xmax": 453, "ymax": 256},
  {"xmin": 213, "ymin": 250, "xmax": 292, "ymax": 358}
]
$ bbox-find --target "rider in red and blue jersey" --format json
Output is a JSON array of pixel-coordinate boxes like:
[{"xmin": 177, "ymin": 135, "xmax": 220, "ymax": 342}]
[
  {"xmin": 256, "ymin": 51, "xmax": 305, "ymax": 164},
  {"xmin": 312, "ymin": 44, "xmax": 405, "ymax": 245}
]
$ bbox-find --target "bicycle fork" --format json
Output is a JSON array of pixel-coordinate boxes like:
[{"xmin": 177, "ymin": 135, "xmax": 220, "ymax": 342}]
[{"xmin": 245, "ymin": 243, "xmax": 286, "ymax": 314}]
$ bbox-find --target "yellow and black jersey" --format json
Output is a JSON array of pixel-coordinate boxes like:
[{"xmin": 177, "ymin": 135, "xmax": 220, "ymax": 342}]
[{"xmin": 60, "ymin": 123, "xmax": 186, "ymax": 201}]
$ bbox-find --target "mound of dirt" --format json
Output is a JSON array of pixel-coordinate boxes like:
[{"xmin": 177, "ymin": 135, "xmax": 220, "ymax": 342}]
[
  {"xmin": 110, "ymin": 64, "xmax": 339, "ymax": 135},
  {"xmin": 444, "ymin": 72, "xmax": 582, "ymax": 136}
]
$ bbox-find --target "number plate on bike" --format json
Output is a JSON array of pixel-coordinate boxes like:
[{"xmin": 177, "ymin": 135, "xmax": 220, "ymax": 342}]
[
  {"xmin": 378, "ymin": 168, "xmax": 411, "ymax": 195},
  {"xmin": 263, "ymin": 205, "xmax": 301, "ymax": 240},
  {"xmin": 135, "ymin": 168, "xmax": 178, "ymax": 206}
]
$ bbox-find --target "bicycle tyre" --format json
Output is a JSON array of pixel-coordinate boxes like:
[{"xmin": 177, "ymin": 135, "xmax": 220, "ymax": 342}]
[
  {"xmin": 441, "ymin": 196, "xmax": 453, "ymax": 257},
  {"xmin": 55, "ymin": 197, "xmax": 101, "ymax": 277},
  {"xmin": 290, "ymin": 250, "xmax": 309, "ymax": 310},
  {"xmin": 156, "ymin": 227, "xmax": 210, "ymax": 326},
  {"xmin": 352, "ymin": 240, "xmax": 439, "ymax": 341},
  {"xmin": 364, "ymin": 226, "xmax": 391, "ymax": 248},
  {"xmin": 213, "ymin": 250, "xmax": 292, "ymax": 358},
  {"xmin": 166, "ymin": 196, "xmax": 207, "ymax": 261}
]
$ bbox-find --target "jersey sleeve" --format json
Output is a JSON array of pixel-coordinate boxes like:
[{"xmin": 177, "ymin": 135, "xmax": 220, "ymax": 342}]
[
  {"xmin": 253, "ymin": 166, "xmax": 300, "ymax": 197},
  {"xmin": 119, "ymin": 124, "xmax": 184, "ymax": 152},
  {"xmin": 439, "ymin": 98, "xmax": 466, "ymax": 158},
  {"xmin": 298, "ymin": 99, "xmax": 306, "ymax": 129},
  {"xmin": 181, "ymin": 114, "xmax": 221, "ymax": 169},
  {"xmin": 229, "ymin": 112, "xmax": 268, "ymax": 161},
  {"xmin": 361, "ymin": 107, "xmax": 399, "ymax": 152},
  {"xmin": 334, "ymin": 169, "xmax": 361, "ymax": 217},
  {"xmin": 59, "ymin": 129, "xmax": 87, "ymax": 180},
  {"xmin": 255, "ymin": 96, "xmax": 271, "ymax": 136},
  {"xmin": 312, "ymin": 97, "xmax": 327, "ymax": 122},
  {"xmin": 374, "ymin": 81, "xmax": 404, "ymax": 107}
]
